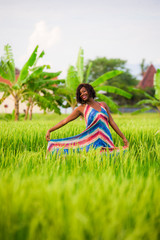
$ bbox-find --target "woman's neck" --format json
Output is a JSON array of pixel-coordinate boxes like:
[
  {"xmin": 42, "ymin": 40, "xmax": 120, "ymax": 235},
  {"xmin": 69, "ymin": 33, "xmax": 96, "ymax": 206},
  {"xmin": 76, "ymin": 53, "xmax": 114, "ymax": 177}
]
[{"xmin": 86, "ymin": 98, "xmax": 96, "ymax": 105}]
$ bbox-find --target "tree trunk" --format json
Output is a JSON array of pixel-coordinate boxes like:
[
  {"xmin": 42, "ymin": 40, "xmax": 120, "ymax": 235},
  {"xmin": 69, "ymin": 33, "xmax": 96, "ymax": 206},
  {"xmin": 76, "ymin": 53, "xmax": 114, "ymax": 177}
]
[
  {"xmin": 14, "ymin": 95, "xmax": 19, "ymax": 121},
  {"xmin": 24, "ymin": 104, "xmax": 30, "ymax": 120},
  {"xmin": 71, "ymin": 105, "xmax": 75, "ymax": 112},
  {"xmin": 29, "ymin": 102, "xmax": 34, "ymax": 120}
]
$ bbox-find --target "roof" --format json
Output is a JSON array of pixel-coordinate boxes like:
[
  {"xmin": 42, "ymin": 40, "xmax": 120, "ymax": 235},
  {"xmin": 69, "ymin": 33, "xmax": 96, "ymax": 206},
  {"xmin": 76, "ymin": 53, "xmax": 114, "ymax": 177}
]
[{"xmin": 137, "ymin": 64, "xmax": 157, "ymax": 89}]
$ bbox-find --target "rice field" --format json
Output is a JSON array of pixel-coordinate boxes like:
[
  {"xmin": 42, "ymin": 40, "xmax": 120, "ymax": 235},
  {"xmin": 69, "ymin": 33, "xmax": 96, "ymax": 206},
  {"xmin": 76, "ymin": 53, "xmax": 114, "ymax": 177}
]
[{"xmin": 0, "ymin": 113, "xmax": 160, "ymax": 240}]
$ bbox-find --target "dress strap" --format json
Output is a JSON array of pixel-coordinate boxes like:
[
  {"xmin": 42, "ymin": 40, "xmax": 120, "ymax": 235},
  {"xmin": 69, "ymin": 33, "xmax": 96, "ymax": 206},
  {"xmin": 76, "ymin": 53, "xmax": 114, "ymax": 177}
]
[{"xmin": 99, "ymin": 102, "xmax": 110, "ymax": 119}]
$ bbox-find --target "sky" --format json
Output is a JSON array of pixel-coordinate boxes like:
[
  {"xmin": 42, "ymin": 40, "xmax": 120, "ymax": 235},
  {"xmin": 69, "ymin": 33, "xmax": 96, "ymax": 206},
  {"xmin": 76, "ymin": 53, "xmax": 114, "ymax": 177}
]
[{"xmin": 0, "ymin": 0, "xmax": 160, "ymax": 79}]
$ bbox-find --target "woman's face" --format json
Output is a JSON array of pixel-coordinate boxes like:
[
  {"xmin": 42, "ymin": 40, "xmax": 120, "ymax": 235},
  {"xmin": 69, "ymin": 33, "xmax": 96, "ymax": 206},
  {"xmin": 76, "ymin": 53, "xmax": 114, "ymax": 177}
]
[{"xmin": 80, "ymin": 87, "xmax": 89, "ymax": 102}]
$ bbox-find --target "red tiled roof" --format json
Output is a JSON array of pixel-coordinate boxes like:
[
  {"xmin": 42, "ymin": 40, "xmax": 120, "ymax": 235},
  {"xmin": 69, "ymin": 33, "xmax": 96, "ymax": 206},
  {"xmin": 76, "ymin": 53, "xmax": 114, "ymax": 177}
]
[{"xmin": 137, "ymin": 64, "xmax": 156, "ymax": 89}]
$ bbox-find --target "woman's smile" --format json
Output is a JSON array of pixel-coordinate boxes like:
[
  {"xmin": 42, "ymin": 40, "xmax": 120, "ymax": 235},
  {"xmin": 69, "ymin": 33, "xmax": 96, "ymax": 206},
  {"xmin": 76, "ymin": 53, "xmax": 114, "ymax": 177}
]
[{"xmin": 80, "ymin": 87, "xmax": 89, "ymax": 101}]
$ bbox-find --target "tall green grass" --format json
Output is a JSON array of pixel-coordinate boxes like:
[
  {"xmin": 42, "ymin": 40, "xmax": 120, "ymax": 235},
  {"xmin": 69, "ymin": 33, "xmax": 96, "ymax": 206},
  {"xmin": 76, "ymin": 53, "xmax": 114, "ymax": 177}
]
[{"xmin": 0, "ymin": 113, "xmax": 160, "ymax": 240}]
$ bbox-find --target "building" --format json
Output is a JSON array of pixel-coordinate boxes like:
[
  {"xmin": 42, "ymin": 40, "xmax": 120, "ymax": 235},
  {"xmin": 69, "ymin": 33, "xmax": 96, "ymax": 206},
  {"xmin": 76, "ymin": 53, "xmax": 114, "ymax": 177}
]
[{"xmin": 137, "ymin": 64, "xmax": 157, "ymax": 89}]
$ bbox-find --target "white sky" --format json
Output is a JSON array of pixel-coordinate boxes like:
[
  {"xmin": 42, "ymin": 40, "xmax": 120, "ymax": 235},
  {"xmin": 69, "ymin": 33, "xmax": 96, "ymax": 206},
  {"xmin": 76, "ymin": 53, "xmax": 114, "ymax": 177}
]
[{"xmin": 0, "ymin": 0, "xmax": 160, "ymax": 78}]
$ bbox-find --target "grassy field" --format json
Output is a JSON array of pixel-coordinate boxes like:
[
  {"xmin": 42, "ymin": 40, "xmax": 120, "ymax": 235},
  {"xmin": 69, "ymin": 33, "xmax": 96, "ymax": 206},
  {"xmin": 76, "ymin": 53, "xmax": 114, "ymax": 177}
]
[{"xmin": 0, "ymin": 113, "xmax": 160, "ymax": 240}]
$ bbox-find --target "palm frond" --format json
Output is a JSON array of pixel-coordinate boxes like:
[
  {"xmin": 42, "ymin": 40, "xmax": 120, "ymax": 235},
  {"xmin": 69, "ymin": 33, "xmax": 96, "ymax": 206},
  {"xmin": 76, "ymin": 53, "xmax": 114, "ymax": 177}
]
[
  {"xmin": 96, "ymin": 93, "xmax": 119, "ymax": 113},
  {"xmin": 57, "ymin": 87, "xmax": 75, "ymax": 96},
  {"xmin": 0, "ymin": 91, "xmax": 10, "ymax": 104},
  {"xmin": 128, "ymin": 87, "xmax": 155, "ymax": 100},
  {"xmin": 0, "ymin": 61, "xmax": 10, "ymax": 80},
  {"xmin": 66, "ymin": 66, "xmax": 79, "ymax": 91},
  {"xmin": 95, "ymin": 86, "xmax": 132, "ymax": 99},
  {"xmin": 132, "ymin": 106, "xmax": 153, "ymax": 115},
  {"xmin": 18, "ymin": 45, "xmax": 39, "ymax": 82},
  {"xmin": 0, "ymin": 82, "xmax": 11, "ymax": 91},
  {"xmin": 76, "ymin": 47, "xmax": 84, "ymax": 83},
  {"xmin": 136, "ymin": 99, "xmax": 159, "ymax": 107},
  {"xmin": 91, "ymin": 70, "xmax": 123, "ymax": 87},
  {"xmin": 85, "ymin": 62, "xmax": 92, "ymax": 83},
  {"xmin": 32, "ymin": 92, "xmax": 61, "ymax": 114},
  {"xmin": 33, "ymin": 50, "xmax": 45, "ymax": 66},
  {"xmin": 4, "ymin": 44, "xmax": 15, "ymax": 82},
  {"xmin": 154, "ymin": 69, "xmax": 160, "ymax": 100},
  {"xmin": 40, "ymin": 71, "xmax": 62, "ymax": 79}
]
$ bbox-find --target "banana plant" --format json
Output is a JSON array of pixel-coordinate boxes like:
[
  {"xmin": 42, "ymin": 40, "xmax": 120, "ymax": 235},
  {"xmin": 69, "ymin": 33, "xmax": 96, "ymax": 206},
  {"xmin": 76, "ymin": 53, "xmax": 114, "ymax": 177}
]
[
  {"xmin": 132, "ymin": 69, "xmax": 160, "ymax": 114},
  {"xmin": 0, "ymin": 44, "xmax": 64, "ymax": 120},
  {"xmin": 58, "ymin": 47, "xmax": 132, "ymax": 112}
]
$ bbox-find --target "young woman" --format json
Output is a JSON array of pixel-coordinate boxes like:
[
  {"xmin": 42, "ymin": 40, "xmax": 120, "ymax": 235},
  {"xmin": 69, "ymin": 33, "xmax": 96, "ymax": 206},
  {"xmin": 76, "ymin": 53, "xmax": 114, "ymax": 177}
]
[{"xmin": 46, "ymin": 83, "xmax": 129, "ymax": 154}]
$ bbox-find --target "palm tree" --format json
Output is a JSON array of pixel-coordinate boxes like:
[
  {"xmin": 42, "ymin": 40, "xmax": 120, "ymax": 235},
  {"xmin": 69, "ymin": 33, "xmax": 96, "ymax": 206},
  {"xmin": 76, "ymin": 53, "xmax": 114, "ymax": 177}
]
[
  {"xmin": 57, "ymin": 47, "xmax": 132, "ymax": 112},
  {"xmin": 0, "ymin": 44, "xmax": 63, "ymax": 120}
]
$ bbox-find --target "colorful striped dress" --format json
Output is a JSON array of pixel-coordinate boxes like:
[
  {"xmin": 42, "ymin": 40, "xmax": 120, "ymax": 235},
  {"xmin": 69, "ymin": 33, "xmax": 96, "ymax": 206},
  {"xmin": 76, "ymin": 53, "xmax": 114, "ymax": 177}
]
[{"xmin": 47, "ymin": 103, "xmax": 128, "ymax": 154}]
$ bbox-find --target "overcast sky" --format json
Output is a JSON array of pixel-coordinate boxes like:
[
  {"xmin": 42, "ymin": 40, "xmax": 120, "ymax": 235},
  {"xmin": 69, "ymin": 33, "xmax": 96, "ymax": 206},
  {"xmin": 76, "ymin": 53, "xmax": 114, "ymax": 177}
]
[{"xmin": 0, "ymin": 0, "xmax": 160, "ymax": 78}]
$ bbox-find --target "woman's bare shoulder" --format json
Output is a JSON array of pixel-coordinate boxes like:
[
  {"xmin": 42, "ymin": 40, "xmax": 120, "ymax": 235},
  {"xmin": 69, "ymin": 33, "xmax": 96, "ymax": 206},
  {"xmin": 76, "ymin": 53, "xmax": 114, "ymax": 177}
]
[
  {"xmin": 76, "ymin": 104, "xmax": 86, "ymax": 114},
  {"xmin": 100, "ymin": 101, "xmax": 108, "ymax": 109}
]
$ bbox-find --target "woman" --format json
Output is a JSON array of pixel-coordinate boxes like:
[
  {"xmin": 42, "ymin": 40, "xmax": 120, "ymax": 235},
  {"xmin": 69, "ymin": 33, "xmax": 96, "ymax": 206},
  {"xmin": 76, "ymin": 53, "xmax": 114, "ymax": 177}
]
[{"xmin": 46, "ymin": 83, "xmax": 129, "ymax": 154}]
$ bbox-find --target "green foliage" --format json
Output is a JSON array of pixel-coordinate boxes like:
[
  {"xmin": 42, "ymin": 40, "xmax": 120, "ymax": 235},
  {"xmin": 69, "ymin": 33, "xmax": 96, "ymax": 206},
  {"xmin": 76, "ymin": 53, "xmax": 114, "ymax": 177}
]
[
  {"xmin": 76, "ymin": 47, "xmax": 84, "ymax": 83},
  {"xmin": 132, "ymin": 69, "xmax": 160, "ymax": 114},
  {"xmin": 96, "ymin": 93, "xmax": 120, "ymax": 113},
  {"xmin": 0, "ymin": 114, "xmax": 160, "ymax": 239},
  {"xmin": 18, "ymin": 45, "xmax": 39, "ymax": 82},
  {"xmin": 84, "ymin": 57, "xmax": 139, "ymax": 106},
  {"xmin": 0, "ymin": 44, "xmax": 15, "ymax": 82},
  {"xmin": 66, "ymin": 66, "xmax": 79, "ymax": 91},
  {"xmin": 85, "ymin": 57, "xmax": 127, "ymax": 81},
  {"xmin": 0, "ymin": 44, "xmax": 63, "ymax": 120},
  {"xmin": 154, "ymin": 69, "xmax": 160, "ymax": 100},
  {"xmin": 60, "ymin": 49, "xmax": 131, "ymax": 112},
  {"xmin": 95, "ymin": 86, "xmax": 132, "ymax": 99},
  {"xmin": 91, "ymin": 70, "xmax": 123, "ymax": 87}
]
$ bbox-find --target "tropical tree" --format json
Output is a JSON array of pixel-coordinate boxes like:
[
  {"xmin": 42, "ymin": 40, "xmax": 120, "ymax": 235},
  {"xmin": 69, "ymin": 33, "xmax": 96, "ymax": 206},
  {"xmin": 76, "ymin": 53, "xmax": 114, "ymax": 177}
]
[
  {"xmin": 0, "ymin": 44, "xmax": 63, "ymax": 120},
  {"xmin": 57, "ymin": 48, "xmax": 132, "ymax": 113},
  {"xmin": 22, "ymin": 73, "xmax": 64, "ymax": 120},
  {"xmin": 132, "ymin": 69, "xmax": 160, "ymax": 114}
]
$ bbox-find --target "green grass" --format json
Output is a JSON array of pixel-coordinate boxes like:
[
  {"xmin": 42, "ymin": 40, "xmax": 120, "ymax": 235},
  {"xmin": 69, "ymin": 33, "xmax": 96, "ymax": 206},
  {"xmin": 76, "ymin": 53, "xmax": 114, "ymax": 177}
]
[{"xmin": 0, "ymin": 113, "xmax": 160, "ymax": 240}]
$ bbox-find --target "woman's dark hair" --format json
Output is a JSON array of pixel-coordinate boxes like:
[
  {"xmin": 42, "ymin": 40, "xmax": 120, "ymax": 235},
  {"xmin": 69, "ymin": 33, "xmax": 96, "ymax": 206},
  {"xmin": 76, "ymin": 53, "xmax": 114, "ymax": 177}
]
[{"xmin": 76, "ymin": 83, "xmax": 96, "ymax": 103}]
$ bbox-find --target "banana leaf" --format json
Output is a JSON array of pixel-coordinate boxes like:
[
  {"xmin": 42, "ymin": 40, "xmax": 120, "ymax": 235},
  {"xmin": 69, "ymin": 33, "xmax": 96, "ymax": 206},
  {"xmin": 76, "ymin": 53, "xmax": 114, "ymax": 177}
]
[
  {"xmin": 0, "ymin": 91, "xmax": 10, "ymax": 104},
  {"xmin": 18, "ymin": 45, "xmax": 38, "ymax": 82},
  {"xmin": 95, "ymin": 86, "xmax": 132, "ymax": 99},
  {"xmin": 91, "ymin": 70, "xmax": 123, "ymax": 87},
  {"xmin": 40, "ymin": 71, "xmax": 62, "ymax": 79},
  {"xmin": 96, "ymin": 93, "xmax": 119, "ymax": 113},
  {"xmin": 0, "ymin": 82, "xmax": 11, "ymax": 91},
  {"xmin": 4, "ymin": 44, "xmax": 15, "ymax": 82},
  {"xmin": 66, "ymin": 66, "xmax": 79, "ymax": 91},
  {"xmin": 132, "ymin": 106, "xmax": 153, "ymax": 115},
  {"xmin": 136, "ymin": 99, "xmax": 159, "ymax": 107},
  {"xmin": 128, "ymin": 87, "xmax": 155, "ymax": 100},
  {"xmin": 57, "ymin": 87, "xmax": 75, "ymax": 97},
  {"xmin": 86, "ymin": 62, "xmax": 92, "ymax": 83},
  {"xmin": 76, "ymin": 47, "xmax": 84, "ymax": 83},
  {"xmin": 154, "ymin": 69, "xmax": 160, "ymax": 100}
]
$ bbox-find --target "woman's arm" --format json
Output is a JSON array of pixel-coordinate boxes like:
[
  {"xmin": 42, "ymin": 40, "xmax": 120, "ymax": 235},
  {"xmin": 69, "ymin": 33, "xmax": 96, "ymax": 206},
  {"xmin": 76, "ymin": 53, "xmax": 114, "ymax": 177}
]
[
  {"xmin": 101, "ymin": 102, "xmax": 129, "ymax": 147},
  {"xmin": 45, "ymin": 107, "xmax": 82, "ymax": 141}
]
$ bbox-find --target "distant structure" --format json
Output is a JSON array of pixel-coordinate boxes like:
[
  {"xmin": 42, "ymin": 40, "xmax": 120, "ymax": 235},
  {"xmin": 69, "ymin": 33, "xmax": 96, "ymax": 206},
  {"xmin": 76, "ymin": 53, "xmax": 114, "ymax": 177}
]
[{"xmin": 137, "ymin": 64, "xmax": 157, "ymax": 89}]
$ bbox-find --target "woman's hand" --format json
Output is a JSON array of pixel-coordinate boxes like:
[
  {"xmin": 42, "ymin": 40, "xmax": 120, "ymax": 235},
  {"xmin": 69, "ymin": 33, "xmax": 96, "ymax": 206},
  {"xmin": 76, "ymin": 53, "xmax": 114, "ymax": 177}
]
[
  {"xmin": 46, "ymin": 130, "xmax": 50, "ymax": 142},
  {"xmin": 123, "ymin": 137, "xmax": 129, "ymax": 147}
]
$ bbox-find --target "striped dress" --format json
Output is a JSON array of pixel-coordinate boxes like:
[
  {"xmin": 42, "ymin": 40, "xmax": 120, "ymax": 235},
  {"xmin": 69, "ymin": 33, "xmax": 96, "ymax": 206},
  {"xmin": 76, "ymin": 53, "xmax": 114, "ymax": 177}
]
[{"xmin": 47, "ymin": 103, "xmax": 128, "ymax": 154}]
